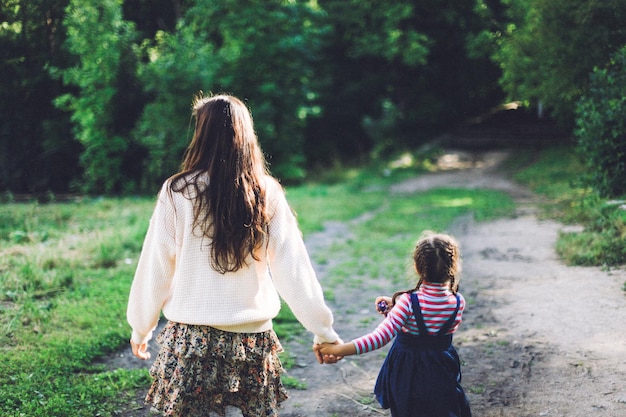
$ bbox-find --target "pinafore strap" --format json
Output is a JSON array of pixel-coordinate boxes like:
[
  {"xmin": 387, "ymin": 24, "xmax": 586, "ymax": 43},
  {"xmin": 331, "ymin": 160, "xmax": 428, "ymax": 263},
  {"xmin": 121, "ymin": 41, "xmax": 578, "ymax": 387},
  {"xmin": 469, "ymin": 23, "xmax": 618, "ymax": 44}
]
[{"xmin": 410, "ymin": 292, "xmax": 461, "ymax": 336}]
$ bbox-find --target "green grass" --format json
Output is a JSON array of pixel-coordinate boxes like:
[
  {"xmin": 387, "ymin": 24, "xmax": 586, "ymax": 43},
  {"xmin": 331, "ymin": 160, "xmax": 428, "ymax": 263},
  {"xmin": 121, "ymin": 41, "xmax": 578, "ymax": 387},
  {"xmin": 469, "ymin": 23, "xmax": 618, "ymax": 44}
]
[
  {"xmin": 280, "ymin": 375, "xmax": 307, "ymax": 390},
  {"xmin": 0, "ymin": 155, "xmax": 516, "ymax": 416},
  {"xmin": 512, "ymin": 146, "xmax": 626, "ymax": 268},
  {"xmin": 0, "ymin": 198, "xmax": 156, "ymax": 416},
  {"xmin": 311, "ymin": 188, "xmax": 515, "ymax": 288}
]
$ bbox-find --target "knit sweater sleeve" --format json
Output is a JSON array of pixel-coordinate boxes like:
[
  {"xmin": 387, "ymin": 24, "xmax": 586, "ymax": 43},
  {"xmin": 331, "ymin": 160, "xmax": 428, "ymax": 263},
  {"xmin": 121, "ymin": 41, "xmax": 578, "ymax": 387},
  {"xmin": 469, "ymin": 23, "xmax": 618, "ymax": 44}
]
[
  {"xmin": 266, "ymin": 180, "xmax": 339, "ymax": 344},
  {"xmin": 126, "ymin": 183, "xmax": 177, "ymax": 345}
]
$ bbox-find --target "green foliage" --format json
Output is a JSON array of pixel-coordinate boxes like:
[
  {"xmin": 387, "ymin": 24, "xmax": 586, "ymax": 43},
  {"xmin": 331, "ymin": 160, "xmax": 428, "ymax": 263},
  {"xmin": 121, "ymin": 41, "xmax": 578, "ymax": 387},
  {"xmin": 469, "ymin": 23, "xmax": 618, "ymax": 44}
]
[
  {"xmin": 496, "ymin": 0, "xmax": 626, "ymax": 126},
  {"xmin": 195, "ymin": 0, "xmax": 328, "ymax": 182},
  {"xmin": 273, "ymin": 301, "xmax": 305, "ymax": 341},
  {"xmin": 54, "ymin": 0, "xmax": 143, "ymax": 193},
  {"xmin": 337, "ymin": 1, "xmax": 431, "ymax": 67},
  {"xmin": 513, "ymin": 147, "xmax": 588, "ymax": 220},
  {"xmin": 557, "ymin": 212, "xmax": 626, "ymax": 267},
  {"xmin": 131, "ymin": 0, "xmax": 329, "ymax": 184},
  {"xmin": 0, "ymin": 0, "xmax": 80, "ymax": 193},
  {"xmin": 310, "ymin": 0, "xmax": 504, "ymax": 162},
  {"xmin": 574, "ymin": 45, "xmax": 626, "ymax": 198},
  {"xmin": 2, "ymin": 0, "xmax": 508, "ymax": 193},
  {"xmin": 281, "ymin": 375, "xmax": 308, "ymax": 390},
  {"xmin": 133, "ymin": 27, "xmax": 219, "ymax": 189}
]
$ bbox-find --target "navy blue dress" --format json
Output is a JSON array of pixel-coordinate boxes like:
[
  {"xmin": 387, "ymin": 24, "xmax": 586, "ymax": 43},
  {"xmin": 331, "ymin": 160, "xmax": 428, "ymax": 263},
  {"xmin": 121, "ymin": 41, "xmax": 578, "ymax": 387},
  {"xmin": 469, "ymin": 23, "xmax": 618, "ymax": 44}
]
[{"xmin": 374, "ymin": 293, "xmax": 472, "ymax": 417}]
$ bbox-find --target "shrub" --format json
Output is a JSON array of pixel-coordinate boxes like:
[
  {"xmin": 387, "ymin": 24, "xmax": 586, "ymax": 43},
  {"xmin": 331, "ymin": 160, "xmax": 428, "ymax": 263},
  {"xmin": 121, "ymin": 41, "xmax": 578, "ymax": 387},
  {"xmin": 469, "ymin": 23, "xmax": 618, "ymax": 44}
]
[{"xmin": 574, "ymin": 45, "xmax": 626, "ymax": 198}]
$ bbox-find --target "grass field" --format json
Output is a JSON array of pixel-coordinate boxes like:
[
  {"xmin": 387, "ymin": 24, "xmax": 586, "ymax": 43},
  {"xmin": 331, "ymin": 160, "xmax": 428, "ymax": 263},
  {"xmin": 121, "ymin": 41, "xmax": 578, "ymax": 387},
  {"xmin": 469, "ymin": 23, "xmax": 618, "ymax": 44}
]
[
  {"xmin": 510, "ymin": 147, "xmax": 626, "ymax": 267},
  {"xmin": 0, "ymin": 145, "xmax": 622, "ymax": 416}
]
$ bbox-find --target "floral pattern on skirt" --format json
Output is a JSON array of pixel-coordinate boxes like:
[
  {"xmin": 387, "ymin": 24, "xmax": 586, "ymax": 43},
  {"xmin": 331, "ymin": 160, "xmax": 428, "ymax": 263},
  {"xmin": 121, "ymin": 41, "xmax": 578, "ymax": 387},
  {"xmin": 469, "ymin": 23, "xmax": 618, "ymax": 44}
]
[{"xmin": 145, "ymin": 321, "xmax": 288, "ymax": 417}]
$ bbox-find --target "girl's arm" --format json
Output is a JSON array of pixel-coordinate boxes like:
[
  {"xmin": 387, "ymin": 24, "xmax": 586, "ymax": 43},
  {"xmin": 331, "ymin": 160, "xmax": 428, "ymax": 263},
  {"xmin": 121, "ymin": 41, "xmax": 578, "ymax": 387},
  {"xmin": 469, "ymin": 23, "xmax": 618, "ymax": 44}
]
[
  {"xmin": 318, "ymin": 341, "xmax": 357, "ymax": 357},
  {"xmin": 328, "ymin": 294, "xmax": 412, "ymax": 356}
]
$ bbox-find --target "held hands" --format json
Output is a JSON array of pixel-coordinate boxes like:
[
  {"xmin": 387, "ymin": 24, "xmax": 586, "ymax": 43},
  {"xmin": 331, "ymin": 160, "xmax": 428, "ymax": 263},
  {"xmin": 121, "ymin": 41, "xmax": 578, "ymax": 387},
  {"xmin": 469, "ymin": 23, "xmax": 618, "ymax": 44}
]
[
  {"xmin": 313, "ymin": 296, "xmax": 391, "ymax": 364},
  {"xmin": 130, "ymin": 339, "xmax": 151, "ymax": 360}
]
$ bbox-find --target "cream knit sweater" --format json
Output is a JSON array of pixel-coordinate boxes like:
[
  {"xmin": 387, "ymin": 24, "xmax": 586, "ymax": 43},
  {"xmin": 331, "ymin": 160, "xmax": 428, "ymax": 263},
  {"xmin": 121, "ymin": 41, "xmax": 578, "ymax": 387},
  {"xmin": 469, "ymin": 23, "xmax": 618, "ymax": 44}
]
[{"xmin": 127, "ymin": 175, "xmax": 339, "ymax": 346}]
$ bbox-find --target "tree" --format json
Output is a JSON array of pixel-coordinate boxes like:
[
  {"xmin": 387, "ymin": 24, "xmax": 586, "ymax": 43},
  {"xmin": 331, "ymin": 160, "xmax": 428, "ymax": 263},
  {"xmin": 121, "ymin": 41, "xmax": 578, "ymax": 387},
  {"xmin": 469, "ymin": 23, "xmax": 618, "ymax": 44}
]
[
  {"xmin": 496, "ymin": 0, "xmax": 626, "ymax": 127},
  {"xmin": 54, "ymin": 0, "xmax": 145, "ymax": 193},
  {"xmin": 310, "ymin": 0, "xmax": 505, "ymax": 163},
  {"xmin": 202, "ymin": 0, "xmax": 329, "ymax": 181},
  {"xmin": 122, "ymin": 0, "xmax": 181, "ymax": 39},
  {"xmin": 0, "ymin": 0, "xmax": 79, "ymax": 194},
  {"xmin": 132, "ymin": 23, "xmax": 219, "ymax": 190},
  {"xmin": 133, "ymin": 0, "xmax": 328, "ymax": 184},
  {"xmin": 0, "ymin": 0, "xmax": 512, "ymax": 193}
]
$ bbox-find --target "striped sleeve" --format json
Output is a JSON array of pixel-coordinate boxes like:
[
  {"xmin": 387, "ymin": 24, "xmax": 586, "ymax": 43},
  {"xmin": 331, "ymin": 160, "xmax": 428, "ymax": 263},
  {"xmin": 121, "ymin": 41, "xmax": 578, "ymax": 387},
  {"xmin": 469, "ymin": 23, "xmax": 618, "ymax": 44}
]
[{"xmin": 352, "ymin": 294, "xmax": 413, "ymax": 355}]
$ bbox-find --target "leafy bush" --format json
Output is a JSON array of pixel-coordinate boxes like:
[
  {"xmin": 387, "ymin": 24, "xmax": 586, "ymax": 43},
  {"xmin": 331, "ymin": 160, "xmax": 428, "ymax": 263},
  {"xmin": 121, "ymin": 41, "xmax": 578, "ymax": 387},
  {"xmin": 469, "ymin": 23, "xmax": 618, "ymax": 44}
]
[{"xmin": 575, "ymin": 45, "xmax": 626, "ymax": 198}]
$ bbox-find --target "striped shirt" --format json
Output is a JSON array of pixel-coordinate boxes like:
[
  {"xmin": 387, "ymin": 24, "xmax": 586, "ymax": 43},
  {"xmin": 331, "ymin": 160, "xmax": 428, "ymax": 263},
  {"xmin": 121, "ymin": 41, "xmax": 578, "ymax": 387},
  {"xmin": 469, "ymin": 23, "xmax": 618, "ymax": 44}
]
[{"xmin": 352, "ymin": 283, "xmax": 465, "ymax": 355}]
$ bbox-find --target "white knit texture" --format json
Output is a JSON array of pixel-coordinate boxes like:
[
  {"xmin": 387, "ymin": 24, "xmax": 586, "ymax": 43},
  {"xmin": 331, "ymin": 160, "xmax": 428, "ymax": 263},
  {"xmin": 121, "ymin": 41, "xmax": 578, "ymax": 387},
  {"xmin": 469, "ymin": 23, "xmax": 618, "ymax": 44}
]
[{"xmin": 127, "ymin": 175, "xmax": 339, "ymax": 346}]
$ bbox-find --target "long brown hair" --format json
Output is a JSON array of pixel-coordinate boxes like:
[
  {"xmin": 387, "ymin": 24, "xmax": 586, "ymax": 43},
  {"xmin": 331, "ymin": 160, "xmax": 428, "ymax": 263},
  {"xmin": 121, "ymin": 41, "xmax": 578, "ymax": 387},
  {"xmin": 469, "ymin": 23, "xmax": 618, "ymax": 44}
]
[
  {"xmin": 169, "ymin": 94, "xmax": 270, "ymax": 273},
  {"xmin": 392, "ymin": 232, "xmax": 461, "ymax": 304}
]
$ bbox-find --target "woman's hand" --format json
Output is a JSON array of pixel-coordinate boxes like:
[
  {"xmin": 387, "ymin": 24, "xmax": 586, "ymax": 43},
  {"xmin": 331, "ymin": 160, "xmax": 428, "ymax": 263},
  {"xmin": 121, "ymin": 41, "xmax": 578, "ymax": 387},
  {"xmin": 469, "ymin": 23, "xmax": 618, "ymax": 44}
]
[{"xmin": 130, "ymin": 339, "xmax": 151, "ymax": 360}]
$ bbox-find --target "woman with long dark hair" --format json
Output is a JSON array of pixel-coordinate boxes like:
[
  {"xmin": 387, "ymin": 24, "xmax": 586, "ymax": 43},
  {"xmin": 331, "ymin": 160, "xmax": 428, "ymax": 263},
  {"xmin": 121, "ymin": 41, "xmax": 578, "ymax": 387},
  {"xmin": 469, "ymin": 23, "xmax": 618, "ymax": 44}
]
[{"xmin": 127, "ymin": 94, "xmax": 340, "ymax": 417}]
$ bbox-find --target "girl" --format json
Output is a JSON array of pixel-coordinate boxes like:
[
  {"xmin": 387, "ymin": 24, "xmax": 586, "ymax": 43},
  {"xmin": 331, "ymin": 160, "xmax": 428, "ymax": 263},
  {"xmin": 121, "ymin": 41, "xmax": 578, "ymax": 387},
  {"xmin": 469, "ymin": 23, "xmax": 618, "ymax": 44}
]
[
  {"xmin": 127, "ymin": 94, "xmax": 341, "ymax": 417},
  {"xmin": 319, "ymin": 232, "xmax": 472, "ymax": 417}
]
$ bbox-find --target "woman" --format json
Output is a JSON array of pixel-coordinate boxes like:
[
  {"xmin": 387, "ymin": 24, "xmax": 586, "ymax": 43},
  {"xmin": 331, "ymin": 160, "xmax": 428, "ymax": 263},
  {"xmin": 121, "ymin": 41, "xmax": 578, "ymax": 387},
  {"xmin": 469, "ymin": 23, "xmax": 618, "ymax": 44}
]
[{"xmin": 127, "ymin": 94, "xmax": 340, "ymax": 417}]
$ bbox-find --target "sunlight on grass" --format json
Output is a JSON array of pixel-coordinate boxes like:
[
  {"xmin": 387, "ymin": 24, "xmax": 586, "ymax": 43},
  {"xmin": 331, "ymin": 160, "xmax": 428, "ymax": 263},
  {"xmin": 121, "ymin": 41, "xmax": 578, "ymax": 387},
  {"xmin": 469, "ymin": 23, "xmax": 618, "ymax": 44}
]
[
  {"xmin": 322, "ymin": 188, "xmax": 514, "ymax": 287},
  {"xmin": 0, "ymin": 197, "xmax": 155, "ymax": 416},
  {"xmin": 513, "ymin": 146, "xmax": 626, "ymax": 267},
  {"xmin": 436, "ymin": 197, "xmax": 474, "ymax": 208},
  {"xmin": 285, "ymin": 182, "xmax": 387, "ymax": 235}
]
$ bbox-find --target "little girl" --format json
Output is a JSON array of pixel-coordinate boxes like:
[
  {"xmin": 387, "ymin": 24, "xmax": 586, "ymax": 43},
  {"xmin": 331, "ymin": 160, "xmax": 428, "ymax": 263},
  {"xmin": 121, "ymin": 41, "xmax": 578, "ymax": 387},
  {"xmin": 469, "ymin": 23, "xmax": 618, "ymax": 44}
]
[{"xmin": 319, "ymin": 232, "xmax": 472, "ymax": 417}]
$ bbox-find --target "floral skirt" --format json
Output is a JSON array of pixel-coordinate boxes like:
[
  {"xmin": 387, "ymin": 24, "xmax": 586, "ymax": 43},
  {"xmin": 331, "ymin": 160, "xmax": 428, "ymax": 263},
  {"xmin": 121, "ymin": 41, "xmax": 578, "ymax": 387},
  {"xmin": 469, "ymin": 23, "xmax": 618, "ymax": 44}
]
[{"xmin": 145, "ymin": 321, "xmax": 288, "ymax": 417}]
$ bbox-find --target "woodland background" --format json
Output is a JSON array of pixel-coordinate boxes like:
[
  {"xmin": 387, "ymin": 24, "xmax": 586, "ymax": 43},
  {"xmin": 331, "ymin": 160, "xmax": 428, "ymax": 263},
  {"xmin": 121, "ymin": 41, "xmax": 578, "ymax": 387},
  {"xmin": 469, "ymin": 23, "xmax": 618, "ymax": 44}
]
[{"xmin": 2, "ymin": 0, "xmax": 626, "ymax": 197}]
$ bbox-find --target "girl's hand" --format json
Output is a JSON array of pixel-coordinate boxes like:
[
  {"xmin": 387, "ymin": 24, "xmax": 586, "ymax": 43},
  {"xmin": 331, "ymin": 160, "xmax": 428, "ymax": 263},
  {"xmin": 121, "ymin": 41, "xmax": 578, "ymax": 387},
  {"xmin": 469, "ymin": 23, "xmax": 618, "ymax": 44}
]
[
  {"xmin": 319, "ymin": 342, "xmax": 356, "ymax": 357},
  {"xmin": 375, "ymin": 296, "xmax": 393, "ymax": 316},
  {"xmin": 318, "ymin": 343, "xmax": 340, "ymax": 356},
  {"xmin": 130, "ymin": 339, "xmax": 151, "ymax": 360},
  {"xmin": 313, "ymin": 341, "xmax": 343, "ymax": 364}
]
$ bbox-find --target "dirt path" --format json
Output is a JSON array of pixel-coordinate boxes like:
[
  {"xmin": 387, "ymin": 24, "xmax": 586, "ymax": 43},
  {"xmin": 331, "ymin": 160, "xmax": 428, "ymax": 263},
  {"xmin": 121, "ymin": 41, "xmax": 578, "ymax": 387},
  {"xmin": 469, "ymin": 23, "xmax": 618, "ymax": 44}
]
[
  {"xmin": 111, "ymin": 149, "xmax": 626, "ymax": 416},
  {"xmin": 279, "ymin": 149, "xmax": 626, "ymax": 417}
]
